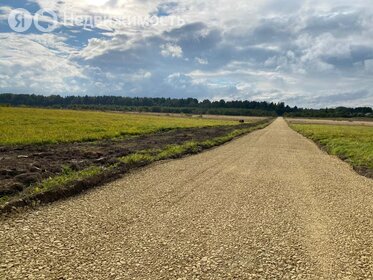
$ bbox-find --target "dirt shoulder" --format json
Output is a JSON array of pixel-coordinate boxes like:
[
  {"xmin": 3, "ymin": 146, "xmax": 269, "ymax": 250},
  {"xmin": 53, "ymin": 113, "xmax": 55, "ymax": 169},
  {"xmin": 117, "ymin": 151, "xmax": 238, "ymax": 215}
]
[
  {"xmin": 1, "ymin": 118, "xmax": 371, "ymax": 279},
  {"xmin": 0, "ymin": 120, "xmax": 271, "ymax": 211},
  {"xmin": 286, "ymin": 119, "xmax": 373, "ymax": 179}
]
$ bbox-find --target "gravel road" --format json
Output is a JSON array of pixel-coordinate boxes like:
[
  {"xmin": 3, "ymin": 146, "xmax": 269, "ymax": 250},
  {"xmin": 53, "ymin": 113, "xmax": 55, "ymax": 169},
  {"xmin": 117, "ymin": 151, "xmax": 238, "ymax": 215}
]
[{"xmin": 1, "ymin": 118, "xmax": 372, "ymax": 279}]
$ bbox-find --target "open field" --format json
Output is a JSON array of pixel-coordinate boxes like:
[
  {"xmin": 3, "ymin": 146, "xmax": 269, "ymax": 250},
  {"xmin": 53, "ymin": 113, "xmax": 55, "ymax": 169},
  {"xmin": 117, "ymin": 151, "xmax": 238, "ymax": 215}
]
[
  {"xmin": 0, "ymin": 106, "xmax": 271, "ymax": 209},
  {"xmin": 127, "ymin": 111, "xmax": 268, "ymax": 122},
  {"xmin": 0, "ymin": 107, "xmax": 241, "ymax": 145},
  {"xmin": 289, "ymin": 122, "xmax": 373, "ymax": 177},
  {"xmin": 1, "ymin": 118, "xmax": 372, "ymax": 279},
  {"xmin": 287, "ymin": 117, "xmax": 373, "ymax": 127}
]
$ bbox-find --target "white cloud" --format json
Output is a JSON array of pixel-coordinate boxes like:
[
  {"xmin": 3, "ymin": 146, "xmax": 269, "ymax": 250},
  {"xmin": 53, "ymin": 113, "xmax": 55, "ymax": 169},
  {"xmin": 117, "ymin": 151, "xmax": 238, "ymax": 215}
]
[
  {"xmin": 0, "ymin": 0, "xmax": 372, "ymax": 106},
  {"xmin": 195, "ymin": 57, "xmax": 208, "ymax": 64},
  {"xmin": 126, "ymin": 70, "xmax": 152, "ymax": 81},
  {"xmin": 365, "ymin": 59, "xmax": 373, "ymax": 72},
  {"xmin": 0, "ymin": 33, "xmax": 87, "ymax": 94},
  {"xmin": 160, "ymin": 43, "xmax": 183, "ymax": 58}
]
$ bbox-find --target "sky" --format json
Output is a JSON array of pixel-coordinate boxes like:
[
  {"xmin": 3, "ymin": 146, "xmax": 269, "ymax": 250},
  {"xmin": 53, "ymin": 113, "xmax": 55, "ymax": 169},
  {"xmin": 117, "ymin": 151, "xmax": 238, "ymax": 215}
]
[{"xmin": 0, "ymin": 0, "xmax": 373, "ymax": 108}]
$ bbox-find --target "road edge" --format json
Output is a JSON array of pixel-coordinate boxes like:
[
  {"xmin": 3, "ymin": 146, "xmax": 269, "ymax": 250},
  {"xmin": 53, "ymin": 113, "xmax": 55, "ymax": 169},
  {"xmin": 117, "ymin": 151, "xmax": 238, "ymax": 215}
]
[
  {"xmin": 1, "ymin": 119, "xmax": 274, "ymax": 215},
  {"xmin": 285, "ymin": 119, "xmax": 373, "ymax": 180}
]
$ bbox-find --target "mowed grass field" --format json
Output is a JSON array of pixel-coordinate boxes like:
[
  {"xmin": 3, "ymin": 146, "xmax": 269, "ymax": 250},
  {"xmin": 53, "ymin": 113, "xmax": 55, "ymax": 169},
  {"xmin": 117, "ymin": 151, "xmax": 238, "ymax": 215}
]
[
  {"xmin": 0, "ymin": 107, "xmax": 239, "ymax": 145},
  {"xmin": 290, "ymin": 123, "xmax": 373, "ymax": 170}
]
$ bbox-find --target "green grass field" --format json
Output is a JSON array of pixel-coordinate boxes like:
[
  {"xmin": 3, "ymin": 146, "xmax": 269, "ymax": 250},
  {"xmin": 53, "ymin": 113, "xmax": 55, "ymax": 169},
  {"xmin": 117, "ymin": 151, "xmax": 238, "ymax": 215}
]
[
  {"xmin": 0, "ymin": 107, "xmax": 239, "ymax": 145},
  {"xmin": 290, "ymin": 123, "xmax": 373, "ymax": 169}
]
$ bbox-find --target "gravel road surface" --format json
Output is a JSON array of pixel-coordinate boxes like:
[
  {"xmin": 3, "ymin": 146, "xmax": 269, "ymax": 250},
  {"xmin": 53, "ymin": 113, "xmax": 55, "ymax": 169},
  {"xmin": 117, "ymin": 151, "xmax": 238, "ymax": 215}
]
[{"xmin": 1, "ymin": 118, "xmax": 372, "ymax": 279}]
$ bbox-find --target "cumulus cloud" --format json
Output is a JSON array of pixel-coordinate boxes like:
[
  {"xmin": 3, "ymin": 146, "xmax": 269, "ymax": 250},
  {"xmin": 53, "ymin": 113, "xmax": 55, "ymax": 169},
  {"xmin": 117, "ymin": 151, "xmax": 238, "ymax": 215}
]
[
  {"xmin": 160, "ymin": 43, "xmax": 183, "ymax": 58},
  {"xmin": 0, "ymin": 33, "xmax": 88, "ymax": 94},
  {"xmin": 0, "ymin": 0, "xmax": 373, "ymax": 107},
  {"xmin": 195, "ymin": 57, "xmax": 208, "ymax": 65}
]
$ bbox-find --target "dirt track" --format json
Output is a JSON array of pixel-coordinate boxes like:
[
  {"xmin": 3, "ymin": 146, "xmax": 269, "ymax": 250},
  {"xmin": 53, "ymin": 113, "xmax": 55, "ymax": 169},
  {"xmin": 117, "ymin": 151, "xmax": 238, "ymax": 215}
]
[{"xmin": 1, "ymin": 118, "xmax": 372, "ymax": 279}]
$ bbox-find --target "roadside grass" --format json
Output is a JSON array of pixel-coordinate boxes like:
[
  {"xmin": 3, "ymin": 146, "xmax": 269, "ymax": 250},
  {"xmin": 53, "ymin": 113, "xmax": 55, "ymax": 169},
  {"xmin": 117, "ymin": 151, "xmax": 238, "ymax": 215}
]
[
  {"xmin": 0, "ymin": 196, "xmax": 9, "ymax": 205},
  {"xmin": 290, "ymin": 123, "xmax": 373, "ymax": 171},
  {"xmin": 32, "ymin": 166, "xmax": 105, "ymax": 194},
  {"xmin": 119, "ymin": 142, "xmax": 200, "ymax": 165},
  {"xmin": 0, "ymin": 107, "xmax": 239, "ymax": 145},
  {"xmin": 119, "ymin": 122, "xmax": 270, "ymax": 166},
  {"xmin": 0, "ymin": 120, "xmax": 271, "ymax": 211}
]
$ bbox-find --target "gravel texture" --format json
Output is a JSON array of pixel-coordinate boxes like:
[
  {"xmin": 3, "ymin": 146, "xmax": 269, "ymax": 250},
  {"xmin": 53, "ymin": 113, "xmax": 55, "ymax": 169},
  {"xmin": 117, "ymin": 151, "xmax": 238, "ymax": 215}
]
[{"xmin": 1, "ymin": 117, "xmax": 372, "ymax": 279}]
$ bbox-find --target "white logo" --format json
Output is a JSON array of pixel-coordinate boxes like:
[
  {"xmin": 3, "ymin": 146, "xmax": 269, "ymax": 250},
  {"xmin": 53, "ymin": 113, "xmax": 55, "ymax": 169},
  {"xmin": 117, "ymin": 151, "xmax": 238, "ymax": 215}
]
[
  {"xmin": 8, "ymin": 9, "xmax": 32, "ymax": 32},
  {"xmin": 34, "ymin": 9, "xmax": 58, "ymax": 32},
  {"xmin": 8, "ymin": 8, "xmax": 58, "ymax": 33},
  {"xmin": 8, "ymin": 8, "xmax": 186, "ymax": 32}
]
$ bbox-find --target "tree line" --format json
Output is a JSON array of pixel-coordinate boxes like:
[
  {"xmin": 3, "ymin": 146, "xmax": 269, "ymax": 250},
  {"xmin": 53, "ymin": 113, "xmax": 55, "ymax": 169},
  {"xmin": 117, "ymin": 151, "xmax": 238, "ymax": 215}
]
[{"xmin": 0, "ymin": 93, "xmax": 371, "ymax": 118}]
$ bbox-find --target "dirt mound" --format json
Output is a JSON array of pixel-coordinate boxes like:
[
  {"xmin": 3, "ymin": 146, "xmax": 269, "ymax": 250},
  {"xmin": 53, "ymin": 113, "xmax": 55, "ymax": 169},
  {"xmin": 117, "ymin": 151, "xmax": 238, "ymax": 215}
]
[{"xmin": 0, "ymin": 124, "xmax": 259, "ymax": 200}]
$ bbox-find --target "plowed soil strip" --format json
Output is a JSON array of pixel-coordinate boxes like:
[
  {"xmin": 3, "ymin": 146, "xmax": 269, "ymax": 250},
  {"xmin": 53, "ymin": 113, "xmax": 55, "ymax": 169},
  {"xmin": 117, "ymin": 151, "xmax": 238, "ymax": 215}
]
[{"xmin": 0, "ymin": 123, "xmax": 260, "ymax": 198}]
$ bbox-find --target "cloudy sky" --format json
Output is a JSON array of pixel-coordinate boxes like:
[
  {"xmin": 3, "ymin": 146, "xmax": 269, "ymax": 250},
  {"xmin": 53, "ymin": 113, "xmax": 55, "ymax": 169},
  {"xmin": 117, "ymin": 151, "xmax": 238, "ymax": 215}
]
[{"xmin": 1, "ymin": 0, "xmax": 373, "ymax": 108}]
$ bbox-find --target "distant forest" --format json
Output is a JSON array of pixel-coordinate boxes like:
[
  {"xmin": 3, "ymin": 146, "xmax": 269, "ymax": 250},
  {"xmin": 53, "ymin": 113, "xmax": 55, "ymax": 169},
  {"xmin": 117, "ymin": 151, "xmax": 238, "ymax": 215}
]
[{"xmin": 0, "ymin": 93, "xmax": 372, "ymax": 118}]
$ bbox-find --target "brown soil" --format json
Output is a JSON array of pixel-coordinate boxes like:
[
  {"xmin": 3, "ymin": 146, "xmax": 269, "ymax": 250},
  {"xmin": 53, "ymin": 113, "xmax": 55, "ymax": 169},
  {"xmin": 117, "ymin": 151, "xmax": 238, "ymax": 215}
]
[
  {"xmin": 353, "ymin": 166, "xmax": 373, "ymax": 179},
  {"xmin": 0, "ymin": 123, "xmax": 261, "ymax": 198},
  {"xmin": 1, "ymin": 118, "xmax": 372, "ymax": 279}
]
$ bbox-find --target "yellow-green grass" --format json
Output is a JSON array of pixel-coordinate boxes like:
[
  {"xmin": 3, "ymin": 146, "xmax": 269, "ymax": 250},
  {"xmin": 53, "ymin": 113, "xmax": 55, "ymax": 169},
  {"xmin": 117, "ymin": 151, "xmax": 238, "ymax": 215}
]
[
  {"xmin": 290, "ymin": 123, "xmax": 373, "ymax": 169},
  {"xmin": 0, "ymin": 107, "xmax": 238, "ymax": 145},
  {"xmin": 0, "ymin": 121, "xmax": 271, "ymax": 208}
]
